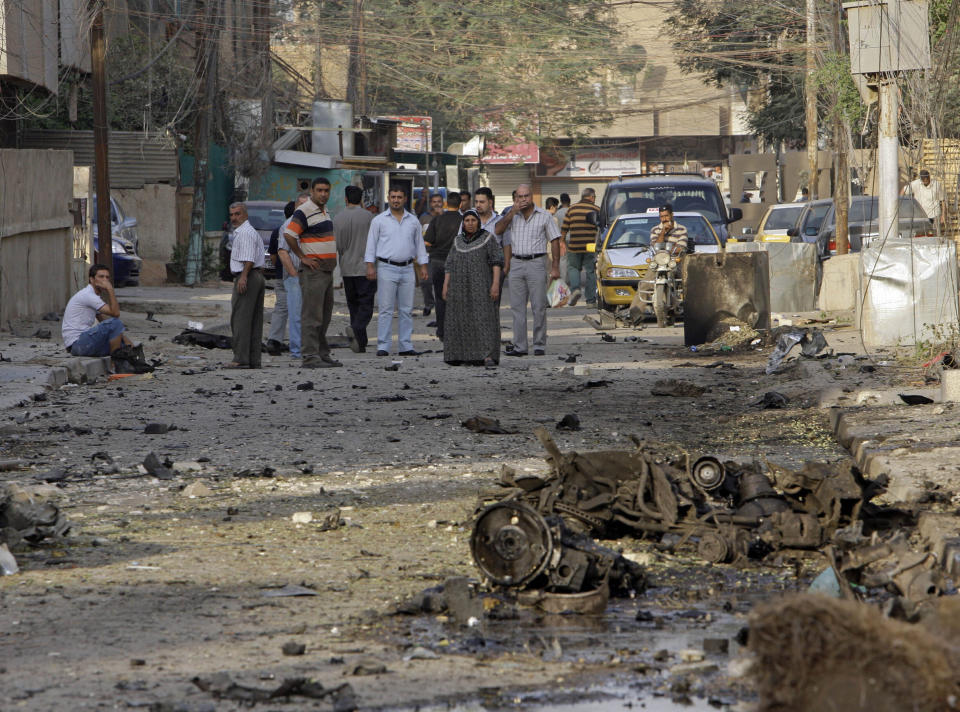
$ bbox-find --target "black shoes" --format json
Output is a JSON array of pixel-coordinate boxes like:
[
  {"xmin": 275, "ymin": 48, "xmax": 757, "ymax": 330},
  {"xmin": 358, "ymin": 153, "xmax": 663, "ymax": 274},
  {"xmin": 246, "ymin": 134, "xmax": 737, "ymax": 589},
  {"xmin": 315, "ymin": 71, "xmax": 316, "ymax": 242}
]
[
  {"xmin": 504, "ymin": 346, "xmax": 527, "ymax": 357},
  {"xmin": 534, "ymin": 349, "xmax": 545, "ymax": 356},
  {"xmin": 423, "ymin": 307, "xmax": 432, "ymax": 316},
  {"xmin": 376, "ymin": 350, "xmax": 389, "ymax": 356},
  {"xmin": 399, "ymin": 350, "xmax": 422, "ymax": 356}
]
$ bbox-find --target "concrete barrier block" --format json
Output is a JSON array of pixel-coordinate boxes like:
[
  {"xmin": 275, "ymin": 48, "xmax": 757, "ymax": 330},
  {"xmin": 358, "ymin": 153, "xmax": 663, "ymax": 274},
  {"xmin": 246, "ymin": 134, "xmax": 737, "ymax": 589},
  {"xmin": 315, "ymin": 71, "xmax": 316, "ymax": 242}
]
[
  {"xmin": 46, "ymin": 367, "xmax": 69, "ymax": 388},
  {"xmin": 942, "ymin": 370, "xmax": 960, "ymax": 402},
  {"xmin": 818, "ymin": 254, "xmax": 858, "ymax": 312},
  {"xmin": 682, "ymin": 252, "xmax": 771, "ymax": 346},
  {"xmin": 82, "ymin": 357, "xmax": 110, "ymax": 382}
]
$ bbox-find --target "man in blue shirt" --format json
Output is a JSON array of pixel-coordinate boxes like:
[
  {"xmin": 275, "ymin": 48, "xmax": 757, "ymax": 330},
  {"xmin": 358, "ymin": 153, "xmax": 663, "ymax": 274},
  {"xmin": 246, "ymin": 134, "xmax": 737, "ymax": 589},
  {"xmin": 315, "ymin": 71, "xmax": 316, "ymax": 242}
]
[{"xmin": 364, "ymin": 186, "xmax": 430, "ymax": 356}]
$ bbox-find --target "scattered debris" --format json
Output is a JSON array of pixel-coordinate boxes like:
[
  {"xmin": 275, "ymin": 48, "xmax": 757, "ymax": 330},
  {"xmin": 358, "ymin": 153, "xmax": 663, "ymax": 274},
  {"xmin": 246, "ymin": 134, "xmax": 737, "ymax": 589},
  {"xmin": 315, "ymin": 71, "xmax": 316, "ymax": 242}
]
[
  {"xmin": 144, "ymin": 423, "xmax": 171, "ymax": 434},
  {"xmin": 899, "ymin": 393, "xmax": 935, "ymax": 406},
  {"xmin": 346, "ymin": 658, "xmax": 387, "ymax": 676},
  {"xmin": 173, "ymin": 330, "xmax": 232, "ymax": 349},
  {"xmin": 32, "ymin": 328, "xmax": 51, "ymax": 339},
  {"xmin": 754, "ymin": 391, "xmax": 789, "ymax": 409},
  {"xmin": 555, "ymin": 413, "xmax": 581, "ymax": 431},
  {"xmin": 33, "ymin": 467, "xmax": 70, "ymax": 483},
  {"xmin": 462, "ymin": 416, "xmax": 517, "ymax": 434},
  {"xmin": 281, "ymin": 642, "xmax": 306, "ymax": 656},
  {"xmin": 384, "ymin": 363, "xmax": 400, "ymax": 371},
  {"xmin": 403, "ymin": 647, "xmax": 439, "ymax": 661},
  {"xmin": 262, "ymin": 584, "xmax": 318, "ymax": 598},
  {"xmin": 181, "ymin": 481, "xmax": 213, "ymax": 498},
  {"xmin": 192, "ymin": 673, "xmax": 356, "ymax": 709},
  {"xmin": 296, "ymin": 382, "xmax": 314, "ymax": 391},
  {"xmin": 0, "ymin": 483, "xmax": 71, "ymax": 546},
  {"xmin": 422, "ymin": 413, "xmax": 452, "ymax": 420},
  {"xmin": 292, "ymin": 511, "xmax": 313, "ymax": 524},
  {"xmin": 143, "ymin": 452, "xmax": 174, "ymax": 480},
  {"xmin": 0, "ymin": 542, "xmax": 19, "ymax": 575},
  {"xmin": 367, "ymin": 394, "xmax": 407, "ymax": 403},
  {"xmin": 600, "ymin": 333, "xmax": 616, "ymax": 343},
  {"xmin": 651, "ymin": 379, "xmax": 707, "ymax": 397},
  {"xmin": 41, "ymin": 312, "xmax": 60, "ymax": 321},
  {"xmin": 765, "ymin": 327, "xmax": 829, "ymax": 374}
]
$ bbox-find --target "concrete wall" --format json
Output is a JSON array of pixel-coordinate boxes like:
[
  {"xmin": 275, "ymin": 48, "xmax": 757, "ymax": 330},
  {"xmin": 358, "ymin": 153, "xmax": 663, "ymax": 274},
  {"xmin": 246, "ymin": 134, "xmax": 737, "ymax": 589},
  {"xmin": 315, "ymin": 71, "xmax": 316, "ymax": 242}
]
[
  {"xmin": 0, "ymin": 149, "xmax": 73, "ymax": 321},
  {"xmin": 114, "ymin": 184, "xmax": 179, "ymax": 286}
]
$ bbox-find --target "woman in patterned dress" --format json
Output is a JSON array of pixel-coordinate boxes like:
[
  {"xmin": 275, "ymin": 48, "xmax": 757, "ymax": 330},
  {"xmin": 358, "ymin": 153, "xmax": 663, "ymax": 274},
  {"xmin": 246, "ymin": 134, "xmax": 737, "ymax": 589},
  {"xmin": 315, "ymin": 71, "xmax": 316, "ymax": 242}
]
[{"xmin": 441, "ymin": 209, "xmax": 504, "ymax": 368}]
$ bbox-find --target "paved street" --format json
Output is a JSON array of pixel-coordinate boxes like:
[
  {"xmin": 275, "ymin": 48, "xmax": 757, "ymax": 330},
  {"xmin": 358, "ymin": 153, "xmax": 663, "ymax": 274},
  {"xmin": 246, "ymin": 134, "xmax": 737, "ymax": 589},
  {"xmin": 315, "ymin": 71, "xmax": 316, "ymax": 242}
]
[{"xmin": 0, "ymin": 285, "xmax": 948, "ymax": 710}]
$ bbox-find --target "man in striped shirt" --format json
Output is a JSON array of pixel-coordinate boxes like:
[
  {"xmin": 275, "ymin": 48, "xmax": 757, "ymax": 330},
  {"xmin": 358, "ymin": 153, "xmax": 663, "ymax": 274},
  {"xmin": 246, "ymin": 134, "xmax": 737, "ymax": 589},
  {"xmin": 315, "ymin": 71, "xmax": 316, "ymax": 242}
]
[
  {"xmin": 227, "ymin": 202, "xmax": 266, "ymax": 369},
  {"xmin": 283, "ymin": 177, "xmax": 342, "ymax": 368},
  {"xmin": 495, "ymin": 183, "xmax": 561, "ymax": 356},
  {"xmin": 561, "ymin": 188, "xmax": 600, "ymax": 307}
]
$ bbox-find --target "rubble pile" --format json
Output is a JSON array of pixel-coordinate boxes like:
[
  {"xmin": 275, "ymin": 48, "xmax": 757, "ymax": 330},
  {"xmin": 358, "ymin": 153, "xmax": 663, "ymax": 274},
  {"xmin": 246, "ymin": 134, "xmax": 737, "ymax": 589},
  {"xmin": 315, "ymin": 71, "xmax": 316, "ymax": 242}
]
[
  {"xmin": 0, "ymin": 482, "xmax": 71, "ymax": 547},
  {"xmin": 748, "ymin": 594, "xmax": 960, "ymax": 711}
]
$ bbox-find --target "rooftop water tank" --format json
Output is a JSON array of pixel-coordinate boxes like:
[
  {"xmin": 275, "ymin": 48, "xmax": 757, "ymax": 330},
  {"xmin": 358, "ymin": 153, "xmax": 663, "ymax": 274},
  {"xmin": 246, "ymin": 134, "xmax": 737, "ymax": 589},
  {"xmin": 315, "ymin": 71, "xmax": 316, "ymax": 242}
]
[{"xmin": 312, "ymin": 101, "xmax": 354, "ymax": 156}]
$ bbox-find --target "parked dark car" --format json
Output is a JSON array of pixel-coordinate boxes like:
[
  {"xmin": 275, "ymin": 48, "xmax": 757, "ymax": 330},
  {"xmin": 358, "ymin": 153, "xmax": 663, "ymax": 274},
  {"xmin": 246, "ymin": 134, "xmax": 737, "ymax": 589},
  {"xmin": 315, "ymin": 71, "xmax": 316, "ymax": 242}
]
[
  {"xmin": 599, "ymin": 174, "xmax": 742, "ymax": 245},
  {"xmin": 220, "ymin": 200, "xmax": 287, "ymax": 279},
  {"xmin": 788, "ymin": 198, "xmax": 834, "ymax": 249},
  {"xmin": 93, "ymin": 195, "xmax": 142, "ymax": 287},
  {"xmin": 794, "ymin": 196, "xmax": 933, "ymax": 257}
]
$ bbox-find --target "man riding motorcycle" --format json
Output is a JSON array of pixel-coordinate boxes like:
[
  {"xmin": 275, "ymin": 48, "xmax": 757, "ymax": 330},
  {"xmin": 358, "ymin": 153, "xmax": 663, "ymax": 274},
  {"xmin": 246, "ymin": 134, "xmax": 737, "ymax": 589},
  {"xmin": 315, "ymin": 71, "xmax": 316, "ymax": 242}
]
[{"xmin": 630, "ymin": 204, "xmax": 689, "ymax": 325}]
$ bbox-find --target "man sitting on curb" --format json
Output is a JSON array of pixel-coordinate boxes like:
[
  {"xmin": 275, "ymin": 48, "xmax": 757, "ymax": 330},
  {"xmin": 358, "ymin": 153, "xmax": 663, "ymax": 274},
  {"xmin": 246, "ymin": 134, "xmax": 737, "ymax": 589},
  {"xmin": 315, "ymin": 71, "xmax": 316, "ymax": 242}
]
[{"xmin": 62, "ymin": 263, "xmax": 134, "ymax": 357}]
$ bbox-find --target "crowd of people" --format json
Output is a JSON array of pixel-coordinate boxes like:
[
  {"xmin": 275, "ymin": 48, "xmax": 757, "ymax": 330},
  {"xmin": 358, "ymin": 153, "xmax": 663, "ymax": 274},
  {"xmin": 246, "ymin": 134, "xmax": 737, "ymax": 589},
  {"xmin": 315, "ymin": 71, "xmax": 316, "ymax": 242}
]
[
  {"xmin": 62, "ymin": 181, "xmax": 600, "ymax": 372},
  {"xmin": 228, "ymin": 180, "xmax": 605, "ymax": 369}
]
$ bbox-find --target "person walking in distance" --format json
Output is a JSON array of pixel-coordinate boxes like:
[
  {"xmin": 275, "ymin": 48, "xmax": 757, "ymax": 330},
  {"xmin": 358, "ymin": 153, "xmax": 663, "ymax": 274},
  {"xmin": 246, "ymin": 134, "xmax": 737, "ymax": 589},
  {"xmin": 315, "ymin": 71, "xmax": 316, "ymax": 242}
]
[
  {"xmin": 334, "ymin": 185, "xmax": 375, "ymax": 352},
  {"xmin": 423, "ymin": 191, "xmax": 463, "ymax": 341},
  {"xmin": 562, "ymin": 188, "xmax": 601, "ymax": 307},
  {"xmin": 266, "ymin": 200, "xmax": 296, "ymax": 355},
  {"xmin": 459, "ymin": 191, "xmax": 472, "ymax": 214},
  {"xmin": 364, "ymin": 185, "xmax": 430, "ymax": 356},
  {"xmin": 276, "ymin": 192, "xmax": 309, "ymax": 359},
  {"xmin": 494, "ymin": 183, "xmax": 561, "ymax": 356},
  {"xmin": 227, "ymin": 202, "xmax": 266, "ymax": 368},
  {"xmin": 283, "ymin": 177, "xmax": 341, "ymax": 368},
  {"xmin": 418, "ymin": 192, "xmax": 443, "ymax": 316}
]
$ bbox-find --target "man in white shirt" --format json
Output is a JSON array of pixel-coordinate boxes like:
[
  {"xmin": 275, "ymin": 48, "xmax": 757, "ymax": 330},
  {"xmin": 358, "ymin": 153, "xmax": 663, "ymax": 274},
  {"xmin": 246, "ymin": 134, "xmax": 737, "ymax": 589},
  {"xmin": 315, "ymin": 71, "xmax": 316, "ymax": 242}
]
[
  {"xmin": 227, "ymin": 202, "xmax": 266, "ymax": 369},
  {"xmin": 62, "ymin": 263, "xmax": 132, "ymax": 356},
  {"xmin": 494, "ymin": 184, "xmax": 561, "ymax": 356},
  {"xmin": 364, "ymin": 185, "xmax": 430, "ymax": 356},
  {"xmin": 904, "ymin": 169, "xmax": 946, "ymax": 228}
]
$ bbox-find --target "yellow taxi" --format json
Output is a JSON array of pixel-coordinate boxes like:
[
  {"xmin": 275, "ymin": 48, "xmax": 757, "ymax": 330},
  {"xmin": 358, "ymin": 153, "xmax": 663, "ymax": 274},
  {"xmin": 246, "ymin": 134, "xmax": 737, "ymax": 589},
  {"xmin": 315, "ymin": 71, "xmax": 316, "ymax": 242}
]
[
  {"xmin": 589, "ymin": 211, "xmax": 722, "ymax": 312},
  {"xmin": 755, "ymin": 203, "xmax": 805, "ymax": 242}
]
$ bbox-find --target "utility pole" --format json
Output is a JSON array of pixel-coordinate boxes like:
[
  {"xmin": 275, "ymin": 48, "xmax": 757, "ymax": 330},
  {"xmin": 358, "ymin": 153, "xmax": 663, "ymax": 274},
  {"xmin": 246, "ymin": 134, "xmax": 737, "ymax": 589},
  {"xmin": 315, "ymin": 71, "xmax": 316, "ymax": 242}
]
[
  {"xmin": 805, "ymin": 0, "xmax": 818, "ymax": 200},
  {"xmin": 90, "ymin": 0, "xmax": 112, "ymax": 282},
  {"xmin": 257, "ymin": 0, "xmax": 273, "ymax": 155},
  {"xmin": 831, "ymin": 0, "xmax": 849, "ymax": 254},
  {"xmin": 185, "ymin": 0, "xmax": 220, "ymax": 285},
  {"xmin": 347, "ymin": 0, "xmax": 367, "ymax": 114},
  {"xmin": 877, "ymin": 77, "xmax": 899, "ymax": 243}
]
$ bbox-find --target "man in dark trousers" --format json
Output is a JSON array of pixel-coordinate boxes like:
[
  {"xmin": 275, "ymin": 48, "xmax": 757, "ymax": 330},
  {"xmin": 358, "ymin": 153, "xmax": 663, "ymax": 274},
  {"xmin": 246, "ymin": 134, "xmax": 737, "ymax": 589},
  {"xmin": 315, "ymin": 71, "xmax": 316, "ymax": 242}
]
[
  {"xmin": 227, "ymin": 202, "xmax": 266, "ymax": 369},
  {"xmin": 334, "ymin": 185, "xmax": 375, "ymax": 352},
  {"xmin": 423, "ymin": 191, "xmax": 462, "ymax": 341}
]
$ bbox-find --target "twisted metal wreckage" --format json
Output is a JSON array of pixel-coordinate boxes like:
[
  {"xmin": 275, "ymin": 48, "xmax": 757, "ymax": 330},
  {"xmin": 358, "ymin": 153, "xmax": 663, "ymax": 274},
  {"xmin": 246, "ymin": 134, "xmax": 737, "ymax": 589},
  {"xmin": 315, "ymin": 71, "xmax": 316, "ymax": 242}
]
[{"xmin": 470, "ymin": 428, "xmax": 953, "ymax": 614}]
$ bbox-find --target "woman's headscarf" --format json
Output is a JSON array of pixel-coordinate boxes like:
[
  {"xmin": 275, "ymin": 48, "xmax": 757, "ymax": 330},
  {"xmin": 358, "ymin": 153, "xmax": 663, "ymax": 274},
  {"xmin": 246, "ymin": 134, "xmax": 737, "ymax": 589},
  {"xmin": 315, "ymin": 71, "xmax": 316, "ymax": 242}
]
[{"xmin": 461, "ymin": 208, "xmax": 482, "ymax": 237}]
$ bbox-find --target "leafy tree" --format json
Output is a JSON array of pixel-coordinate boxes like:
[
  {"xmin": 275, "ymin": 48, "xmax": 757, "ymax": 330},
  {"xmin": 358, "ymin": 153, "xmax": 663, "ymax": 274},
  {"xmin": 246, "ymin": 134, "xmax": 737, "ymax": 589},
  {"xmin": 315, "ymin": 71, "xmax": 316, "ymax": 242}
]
[
  {"xmin": 666, "ymin": 0, "xmax": 809, "ymax": 147},
  {"xmin": 17, "ymin": 33, "xmax": 195, "ymax": 134},
  {"xmin": 285, "ymin": 0, "xmax": 627, "ymax": 145}
]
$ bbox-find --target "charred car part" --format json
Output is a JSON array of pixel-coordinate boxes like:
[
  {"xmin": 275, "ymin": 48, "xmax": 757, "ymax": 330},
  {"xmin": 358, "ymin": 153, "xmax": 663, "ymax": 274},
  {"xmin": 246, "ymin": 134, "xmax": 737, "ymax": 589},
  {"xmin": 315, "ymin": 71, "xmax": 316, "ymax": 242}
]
[
  {"xmin": 470, "ymin": 501, "xmax": 644, "ymax": 598},
  {"xmin": 483, "ymin": 428, "xmax": 873, "ymax": 566}
]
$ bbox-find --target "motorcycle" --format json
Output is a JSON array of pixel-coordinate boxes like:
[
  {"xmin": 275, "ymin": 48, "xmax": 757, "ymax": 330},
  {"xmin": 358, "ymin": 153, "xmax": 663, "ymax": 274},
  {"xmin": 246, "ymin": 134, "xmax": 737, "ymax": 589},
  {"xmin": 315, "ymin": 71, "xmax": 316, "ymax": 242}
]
[{"xmin": 629, "ymin": 243, "xmax": 682, "ymax": 327}]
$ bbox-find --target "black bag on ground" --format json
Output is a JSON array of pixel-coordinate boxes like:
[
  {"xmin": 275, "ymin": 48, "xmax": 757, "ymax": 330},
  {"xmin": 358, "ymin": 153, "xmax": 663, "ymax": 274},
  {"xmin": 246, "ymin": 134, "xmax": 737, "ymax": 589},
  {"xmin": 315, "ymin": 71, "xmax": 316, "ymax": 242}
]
[{"xmin": 111, "ymin": 344, "xmax": 154, "ymax": 374}]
